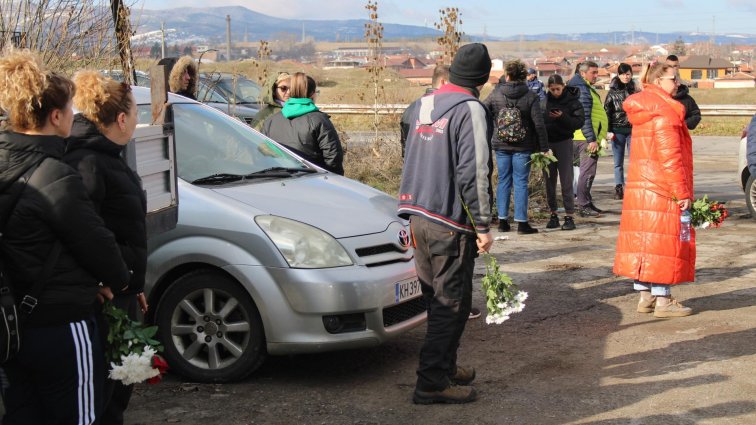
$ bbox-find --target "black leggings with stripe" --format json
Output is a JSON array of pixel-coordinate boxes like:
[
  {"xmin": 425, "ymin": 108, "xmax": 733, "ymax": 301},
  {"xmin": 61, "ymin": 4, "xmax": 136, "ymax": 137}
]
[{"xmin": 1, "ymin": 316, "xmax": 104, "ymax": 425}]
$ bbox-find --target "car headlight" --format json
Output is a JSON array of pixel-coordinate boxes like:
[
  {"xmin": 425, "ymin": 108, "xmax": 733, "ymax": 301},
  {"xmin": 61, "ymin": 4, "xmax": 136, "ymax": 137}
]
[{"xmin": 255, "ymin": 216, "xmax": 353, "ymax": 268}]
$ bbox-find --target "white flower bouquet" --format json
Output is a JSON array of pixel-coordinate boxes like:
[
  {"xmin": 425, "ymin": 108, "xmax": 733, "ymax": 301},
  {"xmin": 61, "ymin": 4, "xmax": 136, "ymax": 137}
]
[
  {"xmin": 461, "ymin": 200, "xmax": 528, "ymax": 325},
  {"xmin": 103, "ymin": 302, "xmax": 168, "ymax": 385}
]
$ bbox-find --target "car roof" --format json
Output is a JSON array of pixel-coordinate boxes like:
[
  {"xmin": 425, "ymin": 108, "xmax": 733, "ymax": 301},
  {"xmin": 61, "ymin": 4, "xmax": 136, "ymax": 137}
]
[{"xmin": 132, "ymin": 86, "xmax": 196, "ymax": 105}]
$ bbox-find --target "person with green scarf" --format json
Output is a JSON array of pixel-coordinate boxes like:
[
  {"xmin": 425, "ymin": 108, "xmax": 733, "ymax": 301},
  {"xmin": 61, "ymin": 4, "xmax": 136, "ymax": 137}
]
[{"xmin": 261, "ymin": 72, "xmax": 344, "ymax": 175}]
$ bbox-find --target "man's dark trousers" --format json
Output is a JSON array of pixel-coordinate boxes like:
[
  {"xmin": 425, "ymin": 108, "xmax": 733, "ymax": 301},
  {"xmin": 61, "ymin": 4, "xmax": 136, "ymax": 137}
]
[
  {"xmin": 410, "ymin": 215, "xmax": 476, "ymax": 391},
  {"xmin": 575, "ymin": 140, "xmax": 599, "ymax": 208}
]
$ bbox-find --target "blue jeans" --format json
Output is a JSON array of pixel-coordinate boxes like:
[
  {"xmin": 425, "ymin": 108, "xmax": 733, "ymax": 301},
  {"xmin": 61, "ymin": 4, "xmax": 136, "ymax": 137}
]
[
  {"xmin": 612, "ymin": 133, "xmax": 631, "ymax": 186},
  {"xmin": 634, "ymin": 281, "xmax": 671, "ymax": 296},
  {"xmin": 495, "ymin": 150, "xmax": 532, "ymax": 222}
]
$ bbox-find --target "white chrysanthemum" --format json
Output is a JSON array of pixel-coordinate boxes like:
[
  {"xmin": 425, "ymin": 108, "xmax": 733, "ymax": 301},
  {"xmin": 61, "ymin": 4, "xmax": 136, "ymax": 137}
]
[
  {"xmin": 109, "ymin": 346, "xmax": 160, "ymax": 385},
  {"xmin": 701, "ymin": 222, "xmax": 710, "ymax": 229},
  {"xmin": 515, "ymin": 291, "xmax": 528, "ymax": 302}
]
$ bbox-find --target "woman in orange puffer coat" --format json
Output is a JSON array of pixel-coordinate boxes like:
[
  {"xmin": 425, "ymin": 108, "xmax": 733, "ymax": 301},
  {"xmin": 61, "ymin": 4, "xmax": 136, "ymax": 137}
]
[{"xmin": 613, "ymin": 63, "xmax": 695, "ymax": 318}]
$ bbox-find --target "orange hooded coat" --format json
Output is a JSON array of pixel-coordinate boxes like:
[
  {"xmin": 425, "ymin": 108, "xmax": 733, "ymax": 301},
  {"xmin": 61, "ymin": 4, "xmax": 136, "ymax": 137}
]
[{"xmin": 613, "ymin": 84, "xmax": 695, "ymax": 285}]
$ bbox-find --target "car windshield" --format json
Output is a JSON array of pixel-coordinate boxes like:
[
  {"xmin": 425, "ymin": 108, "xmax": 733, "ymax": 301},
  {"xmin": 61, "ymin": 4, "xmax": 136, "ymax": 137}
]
[
  {"xmin": 138, "ymin": 103, "xmax": 311, "ymax": 183},
  {"xmin": 217, "ymin": 78, "xmax": 261, "ymax": 104}
]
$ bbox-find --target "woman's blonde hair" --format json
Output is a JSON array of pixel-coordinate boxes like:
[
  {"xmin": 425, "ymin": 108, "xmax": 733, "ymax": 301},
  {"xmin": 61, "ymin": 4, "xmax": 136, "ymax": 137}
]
[
  {"xmin": 288, "ymin": 72, "xmax": 316, "ymax": 99},
  {"xmin": 168, "ymin": 56, "xmax": 198, "ymax": 94},
  {"xmin": 0, "ymin": 49, "xmax": 74, "ymax": 131},
  {"xmin": 73, "ymin": 70, "xmax": 132, "ymax": 129},
  {"xmin": 641, "ymin": 63, "xmax": 672, "ymax": 85}
]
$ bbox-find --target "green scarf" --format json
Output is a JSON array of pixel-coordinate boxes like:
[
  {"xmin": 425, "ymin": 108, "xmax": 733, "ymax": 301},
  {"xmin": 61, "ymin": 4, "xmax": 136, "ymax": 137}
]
[{"xmin": 282, "ymin": 98, "xmax": 319, "ymax": 119}]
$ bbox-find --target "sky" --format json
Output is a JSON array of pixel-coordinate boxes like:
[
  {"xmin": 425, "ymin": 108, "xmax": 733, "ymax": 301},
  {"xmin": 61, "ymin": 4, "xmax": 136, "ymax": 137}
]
[{"xmin": 138, "ymin": 0, "xmax": 756, "ymax": 38}]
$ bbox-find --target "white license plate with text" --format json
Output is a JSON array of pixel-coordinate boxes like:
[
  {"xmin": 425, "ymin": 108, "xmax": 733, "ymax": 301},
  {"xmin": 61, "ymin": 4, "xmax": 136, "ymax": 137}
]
[{"xmin": 395, "ymin": 277, "xmax": 421, "ymax": 304}]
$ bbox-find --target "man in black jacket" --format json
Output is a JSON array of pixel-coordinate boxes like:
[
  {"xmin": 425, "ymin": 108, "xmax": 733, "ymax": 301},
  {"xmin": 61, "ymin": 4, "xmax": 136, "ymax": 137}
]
[
  {"xmin": 400, "ymin": 64, "xmax": 449, "ymax": 157},
  {"xmin": 399, "ymin": 43, "xmax": 493, "ymax": 405},
  {"xmin": 666, "ymin": 55, "xmax": 702, "ymax": 130}
]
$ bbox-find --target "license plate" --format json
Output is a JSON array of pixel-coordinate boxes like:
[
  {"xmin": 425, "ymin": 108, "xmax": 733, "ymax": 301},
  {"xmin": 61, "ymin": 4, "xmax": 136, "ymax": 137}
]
[{"xmin": 395, "ymin": 277, "xmax": 421, "ymax": 304}]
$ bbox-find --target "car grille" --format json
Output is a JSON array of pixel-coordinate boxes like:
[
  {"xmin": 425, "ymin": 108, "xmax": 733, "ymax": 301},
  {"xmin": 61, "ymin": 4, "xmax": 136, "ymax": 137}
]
[
  {"xmin": 383, "ymin": 296, "xmax": 426, "ymax": 327},
  {"xmin": 355, "ymin": 243, "xmax": 411, "ymax": 267}
]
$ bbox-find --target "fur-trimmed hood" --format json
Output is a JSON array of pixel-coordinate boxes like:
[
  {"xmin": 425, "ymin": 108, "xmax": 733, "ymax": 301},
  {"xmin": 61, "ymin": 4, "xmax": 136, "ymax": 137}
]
[{"xmin": 168, "ymin": 56, "xmax": 198, "ymax": 96}]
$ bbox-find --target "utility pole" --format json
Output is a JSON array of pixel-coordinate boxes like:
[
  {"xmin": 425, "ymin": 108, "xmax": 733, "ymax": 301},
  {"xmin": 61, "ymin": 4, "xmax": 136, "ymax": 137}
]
[
  {"xmin": 226, "ymin": 15, "xmax": 231, "ymax": 62},
  {"xmin": 160, "ymin": 21, "xmax": 165, "ymax": 59}
]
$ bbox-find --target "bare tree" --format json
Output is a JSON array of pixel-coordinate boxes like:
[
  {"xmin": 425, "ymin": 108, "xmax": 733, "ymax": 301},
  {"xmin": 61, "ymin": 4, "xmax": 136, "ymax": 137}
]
[
  {"xmin": 435, "ymin": 7, "xmax": 464, "ymax": 66},
  {"xmin": 364, "ymin": 0, "xmax": 384, "ymax": 141},
  {"xmin": 0, "ymin": 0, "xmax": 118, "ymax": 72}
]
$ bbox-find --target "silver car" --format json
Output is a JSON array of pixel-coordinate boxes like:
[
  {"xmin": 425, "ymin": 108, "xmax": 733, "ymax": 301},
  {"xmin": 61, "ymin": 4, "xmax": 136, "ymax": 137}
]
[{"xmin": 134, "ymin": 87, "xmax": 425, "ymax": 383}]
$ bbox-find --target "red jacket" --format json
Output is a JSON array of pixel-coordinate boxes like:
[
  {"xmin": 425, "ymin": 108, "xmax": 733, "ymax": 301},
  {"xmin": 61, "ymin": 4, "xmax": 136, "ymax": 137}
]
[{"xmin": 613, "ymin": 84, "xmax": 695, "ymax": 284}]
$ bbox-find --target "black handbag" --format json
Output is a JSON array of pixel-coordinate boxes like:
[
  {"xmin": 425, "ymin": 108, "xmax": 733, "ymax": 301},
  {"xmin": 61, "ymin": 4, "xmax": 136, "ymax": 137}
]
[{"xmin": 0, "ymin": 158, "xmax": 59, "ymax": 363}]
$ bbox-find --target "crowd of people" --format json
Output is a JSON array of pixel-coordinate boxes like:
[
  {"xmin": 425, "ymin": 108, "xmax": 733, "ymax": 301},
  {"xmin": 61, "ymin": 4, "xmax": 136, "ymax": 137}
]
[
  {"xmin": 399, "ymin": 47, "xmax": 700, "ymax": 405},
  {"xmin": 0, "ymin": 42, "xmax": 704, "ymax": 417}
]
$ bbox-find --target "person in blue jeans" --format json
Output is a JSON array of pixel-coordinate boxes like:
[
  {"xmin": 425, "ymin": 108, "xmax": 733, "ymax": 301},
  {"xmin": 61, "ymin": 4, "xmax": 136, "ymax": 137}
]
[
  {"xmin": 483, "ymin": 60, "xmax": 549, "ymax": 234},
  {"xmin": 604, "ymin": 63, "xmax": 637, "ymax": 200}
]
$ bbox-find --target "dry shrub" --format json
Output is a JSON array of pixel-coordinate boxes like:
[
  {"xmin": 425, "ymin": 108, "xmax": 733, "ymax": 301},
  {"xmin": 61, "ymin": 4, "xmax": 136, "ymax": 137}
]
[{"xmin": 343, "ymin": 135, "xmax": 403, "ymax": 196}]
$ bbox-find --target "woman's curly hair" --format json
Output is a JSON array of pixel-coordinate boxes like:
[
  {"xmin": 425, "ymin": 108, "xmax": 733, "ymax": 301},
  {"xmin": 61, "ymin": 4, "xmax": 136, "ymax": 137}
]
[
  {"xmin": 0, "ymin": 49, "xmax": 74, "ymax": 131},
  {"xmin": 73, "ymin": 70, "xmax": 132, "ymax": 129},
  {"xmin": 504, "ymin": 59, "xmax": 528, "ymax": 82}
]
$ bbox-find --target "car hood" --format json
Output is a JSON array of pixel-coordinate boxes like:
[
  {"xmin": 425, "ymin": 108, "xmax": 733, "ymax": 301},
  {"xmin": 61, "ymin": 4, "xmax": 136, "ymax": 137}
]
[{"xmin": 212, "ymin": 174, "xmax": 402, "ymax": 238}]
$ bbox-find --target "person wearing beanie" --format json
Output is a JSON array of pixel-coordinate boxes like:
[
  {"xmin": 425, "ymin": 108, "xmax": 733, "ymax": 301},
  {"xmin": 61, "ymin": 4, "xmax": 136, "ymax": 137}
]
[
  {"xmin": 398, "ymin": 42, "xmax": 493, "ymax": 405},
  {"xmin": 526, "ymin": 67, "xmax": 546, "ymax": 102}
]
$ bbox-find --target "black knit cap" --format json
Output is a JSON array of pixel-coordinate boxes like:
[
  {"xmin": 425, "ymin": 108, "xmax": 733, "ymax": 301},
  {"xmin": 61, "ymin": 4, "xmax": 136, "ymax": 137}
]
[{"xmin": 449, "ymin": 43, "xmax": 492, "ymax": 88}]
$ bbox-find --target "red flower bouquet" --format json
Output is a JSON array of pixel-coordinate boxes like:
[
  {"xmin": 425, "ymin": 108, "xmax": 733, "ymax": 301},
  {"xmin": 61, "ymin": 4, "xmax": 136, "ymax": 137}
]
[{"xmin": 690, "ymin": 196, "xmax": 728, "ymax": 229}]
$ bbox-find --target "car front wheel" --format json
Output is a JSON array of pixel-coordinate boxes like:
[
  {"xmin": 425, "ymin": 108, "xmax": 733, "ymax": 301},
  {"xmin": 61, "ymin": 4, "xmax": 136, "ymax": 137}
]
[
  {"xmin": 155, "ymin": 269, "xmax": 266, "ymax": 382},
  {"xmin": 747, "ymin": 174, "xmax": 756, "ymax": 219}
]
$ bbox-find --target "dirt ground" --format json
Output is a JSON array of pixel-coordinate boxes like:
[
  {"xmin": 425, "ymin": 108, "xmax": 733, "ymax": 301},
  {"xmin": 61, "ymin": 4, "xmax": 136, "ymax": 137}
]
[{"xmin": 125, "ymin": 136, "xmax": 755, "ymax": 425}]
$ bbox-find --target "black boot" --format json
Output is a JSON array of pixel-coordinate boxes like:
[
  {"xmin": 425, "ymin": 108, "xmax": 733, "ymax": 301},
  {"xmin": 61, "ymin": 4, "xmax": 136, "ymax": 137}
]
[
  {"xmin": 517, "ymin": 221, "xmax": 538, "ymax": 235},
  {"xmin": 614, "ymin": 185, "xmax": 624, "ymax": 200},
  {"xmin": 546, "ymin": 213, "xmax": 560, "ymax": 229},
  {"xmin": 498, "ymin": 219, "xmax": 510, "ymax": 232}
]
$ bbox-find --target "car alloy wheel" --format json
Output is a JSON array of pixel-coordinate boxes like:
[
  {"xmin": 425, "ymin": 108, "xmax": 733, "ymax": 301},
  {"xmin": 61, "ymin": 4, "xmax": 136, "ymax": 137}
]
[{"xmin": 156, "ymin": 269, "xmax": 266, "ymax": 382}]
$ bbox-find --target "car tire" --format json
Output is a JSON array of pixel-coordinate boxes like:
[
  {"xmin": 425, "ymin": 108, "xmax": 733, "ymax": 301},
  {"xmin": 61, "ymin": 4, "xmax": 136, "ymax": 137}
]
[
  {"xmin": 155, "ymin": 269, "xmax": 266, "ymax": 382},
  {"xmin": 747, "ymin": 174, "xmax": 756, "ymax": 219}
]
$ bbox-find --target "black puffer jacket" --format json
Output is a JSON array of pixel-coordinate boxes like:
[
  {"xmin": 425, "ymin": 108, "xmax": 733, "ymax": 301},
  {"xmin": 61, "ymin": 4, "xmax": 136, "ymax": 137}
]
[
  {"xmin": 604, "ymin": 78, "xmax": 636, "ymax": 134},
  {"xmin": 483, "ymin": 81, "xmax": 548, "ymax": 152},
  {"xmin": 261, "ymin": 110, "xmax": 344, "ymax": 175},
  {"xmin": 64, "ymin": 115, "xmax": 147, "ymax": 295},
  {"xmin": 0, "ymin": 131, "xmax": 130, "ymax": 327},
  {"xmin": 543, "ymin": 86, "xmax": 584, "ymax": 143},
  {"xmin": 673, "ymin": 84, "xmax": 702, "ymax": 130}
]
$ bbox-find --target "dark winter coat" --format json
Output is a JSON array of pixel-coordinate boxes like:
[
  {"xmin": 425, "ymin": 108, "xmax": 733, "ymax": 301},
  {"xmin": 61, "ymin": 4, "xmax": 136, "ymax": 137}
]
[
  {"xmin": 261, "ymin": 106, "xmax": 344, "ymax": 175},
  {"xmin": 398, "ymin": 84, "xmax": 493, "ymax": 235},
  {"xmin": 483, "ymin": 81, "xmax": 549, "ymax": 152},
  {"xmin": 567, "ymin": 73, "xmax": 608, "ymax": 142},
  {"xmin": 604, "ymin": 77, "xmax": 637, "ymax": 134},
  {"xmin": 0, "ymin": 131, "xmax": 130, "ymax": 327},
  {"xmin": 400, "ymin": 87, "xmax": 436, "ymax": 157},
  {"xmin": 672, "ymin": 84, "xmax": 701, "ymax": 130},
  {"xmin": 64, "ymin": 115, "xmax": 148, "ymax": 295},
  {"xmin": 543, "ymin": 86, "xmax": 585, "ymax": 143}
]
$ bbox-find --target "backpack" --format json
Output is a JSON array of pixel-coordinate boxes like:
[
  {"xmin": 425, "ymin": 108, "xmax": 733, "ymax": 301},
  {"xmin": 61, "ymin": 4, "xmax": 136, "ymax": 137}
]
[
  {"xmin": 0, "ymin": 158, "xmax": 58, "ymax": 363},
  {"xmin": 495, "ymin": 97, "xmax": 527, "ymax": 144}
]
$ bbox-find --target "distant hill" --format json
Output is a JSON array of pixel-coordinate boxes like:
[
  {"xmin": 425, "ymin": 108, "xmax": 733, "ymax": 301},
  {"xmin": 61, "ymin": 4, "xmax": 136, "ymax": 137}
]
[
  {"xmin": 132, "ymin": 6, "xmax": 756, "ymax": 46},
  {"xmin": 134, "ymin": 6, "xmax": 443, "ymax": 43},
  {"xmin": 504, "ymin": 31, "xmax": 756, "ymax": 46}
]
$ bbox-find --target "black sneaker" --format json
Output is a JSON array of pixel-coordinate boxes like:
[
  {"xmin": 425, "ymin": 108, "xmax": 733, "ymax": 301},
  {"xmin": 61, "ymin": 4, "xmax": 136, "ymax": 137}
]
[
  {"xmin": 546, "ymin": 213, "xmax": 560, "ymax": 229},
  {"xmin": 578, "ymin": 208, "xmax": 601, "ymax": 218},
  {"xmin": 498, "ymin": 220, "xmax": 510, "ymax": 232},
  {"xmin": 517, "ymin": 222, "xmax": 538, "ymax": 234},
  {"xmin": 561, "ymin": 216, "xmax": 576, "ymax": 230},
  {"xmin": 587, "ymin": 202, "xmax": 604, "ymax": 214}
]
